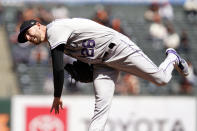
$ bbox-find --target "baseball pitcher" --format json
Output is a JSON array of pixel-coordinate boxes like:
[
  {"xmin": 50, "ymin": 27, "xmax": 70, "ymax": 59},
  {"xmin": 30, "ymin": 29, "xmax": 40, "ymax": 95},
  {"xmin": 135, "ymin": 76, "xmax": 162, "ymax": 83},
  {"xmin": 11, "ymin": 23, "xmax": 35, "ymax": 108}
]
[{"xmin": 17, "ymin": 18, "xmax": 189, "ymax": 131}]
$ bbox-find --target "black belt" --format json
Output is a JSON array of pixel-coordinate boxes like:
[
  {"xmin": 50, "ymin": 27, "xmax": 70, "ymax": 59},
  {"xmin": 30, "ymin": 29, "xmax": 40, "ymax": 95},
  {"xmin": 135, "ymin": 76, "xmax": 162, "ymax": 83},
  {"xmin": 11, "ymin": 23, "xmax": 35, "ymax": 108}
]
[
  {"xmin": 102, "ymin": 43, "xmax": 116, "ymax": 61},
  {"xmin": 108, "ymin": 43, "xmax": 116, "ymax": 49}
]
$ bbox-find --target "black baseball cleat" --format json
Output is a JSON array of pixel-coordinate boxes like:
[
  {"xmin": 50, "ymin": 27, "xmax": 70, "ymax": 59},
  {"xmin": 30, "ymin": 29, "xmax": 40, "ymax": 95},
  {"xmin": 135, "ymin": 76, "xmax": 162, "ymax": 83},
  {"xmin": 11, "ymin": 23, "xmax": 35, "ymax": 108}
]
[{"xmin": 166, "ymin": 48, "xmax": 189, "ymax": 76}]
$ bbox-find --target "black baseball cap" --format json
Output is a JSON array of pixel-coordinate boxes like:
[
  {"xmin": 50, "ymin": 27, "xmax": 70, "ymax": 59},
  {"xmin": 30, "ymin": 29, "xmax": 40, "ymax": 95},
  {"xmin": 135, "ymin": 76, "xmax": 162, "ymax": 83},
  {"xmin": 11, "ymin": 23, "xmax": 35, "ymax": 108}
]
[{"xmin": 18, "ymin": 19, "xmax": 37, "ymax": 43}]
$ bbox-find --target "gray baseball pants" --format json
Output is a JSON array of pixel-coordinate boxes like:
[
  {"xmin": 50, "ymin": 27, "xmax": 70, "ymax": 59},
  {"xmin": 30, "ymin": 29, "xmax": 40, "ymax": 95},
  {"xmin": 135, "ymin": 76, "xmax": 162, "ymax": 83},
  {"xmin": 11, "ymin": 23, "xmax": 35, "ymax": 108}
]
[{"xmin": 88, "ymin": 36, "xmax": 177, "ymax": 131}]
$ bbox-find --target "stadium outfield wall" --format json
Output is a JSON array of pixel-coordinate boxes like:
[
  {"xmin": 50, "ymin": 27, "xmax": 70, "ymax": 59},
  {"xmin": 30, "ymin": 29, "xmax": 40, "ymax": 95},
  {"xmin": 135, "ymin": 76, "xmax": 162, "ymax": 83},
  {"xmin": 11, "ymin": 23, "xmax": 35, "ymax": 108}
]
[{"xmin": 11, "ymin": 95, "xmax": 197, "ymax": 131}]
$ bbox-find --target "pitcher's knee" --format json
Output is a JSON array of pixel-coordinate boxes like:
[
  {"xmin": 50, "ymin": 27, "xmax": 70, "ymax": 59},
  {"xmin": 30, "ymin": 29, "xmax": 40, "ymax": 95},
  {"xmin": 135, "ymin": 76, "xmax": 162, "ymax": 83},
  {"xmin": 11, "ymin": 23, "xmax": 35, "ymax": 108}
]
[
  {"xmin": 151, "ymin": 73, "xmax": 171, "ymax": 86},
  {"xmin": 153, "ymin": 77, "xmax": 169, "ymax": 86},
  {"xmin": 96, "ymin": 96, "xmax": 112, "ymax": 110}
]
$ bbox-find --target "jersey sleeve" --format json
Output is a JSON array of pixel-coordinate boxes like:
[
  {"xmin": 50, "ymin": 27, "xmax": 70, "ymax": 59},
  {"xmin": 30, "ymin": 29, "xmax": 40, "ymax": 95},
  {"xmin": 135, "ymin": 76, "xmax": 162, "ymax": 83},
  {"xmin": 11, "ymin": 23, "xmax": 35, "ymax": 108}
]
[
  {"xmin": 47, "ymin": 24, "xmax": 73, "ymax": 49},
  {"xmin": 51, "ymin": 44, "xmax": 65, "ymax": 97}
]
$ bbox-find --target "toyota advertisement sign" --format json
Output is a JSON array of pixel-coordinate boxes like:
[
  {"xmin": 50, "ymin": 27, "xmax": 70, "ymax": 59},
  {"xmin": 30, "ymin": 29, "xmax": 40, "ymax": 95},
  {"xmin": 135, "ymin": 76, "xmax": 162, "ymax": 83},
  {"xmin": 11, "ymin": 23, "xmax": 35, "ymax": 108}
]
[
  {"xmin": 11, "ymin": 96, "xmax": 196, "ymax": 131},
  {"xmin": 26, "ymin": 107, "xmax": 67, "ymax": 131}
]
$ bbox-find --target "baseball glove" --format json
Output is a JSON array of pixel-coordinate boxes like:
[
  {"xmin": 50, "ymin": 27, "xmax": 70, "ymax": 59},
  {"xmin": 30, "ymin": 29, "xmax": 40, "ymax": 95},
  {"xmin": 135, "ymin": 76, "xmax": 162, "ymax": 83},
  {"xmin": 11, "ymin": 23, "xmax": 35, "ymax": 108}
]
[{"xmin": 64, "ymin": 60, "xmax": 93, "ymax": 83}]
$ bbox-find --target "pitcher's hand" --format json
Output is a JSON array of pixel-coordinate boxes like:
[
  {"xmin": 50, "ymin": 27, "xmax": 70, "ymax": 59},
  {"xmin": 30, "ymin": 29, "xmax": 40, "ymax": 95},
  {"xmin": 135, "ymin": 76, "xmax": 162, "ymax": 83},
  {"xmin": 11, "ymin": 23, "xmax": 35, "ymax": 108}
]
[{"xmin": 50, "ymin": 97, "xmax": 63, "ymax": 114}]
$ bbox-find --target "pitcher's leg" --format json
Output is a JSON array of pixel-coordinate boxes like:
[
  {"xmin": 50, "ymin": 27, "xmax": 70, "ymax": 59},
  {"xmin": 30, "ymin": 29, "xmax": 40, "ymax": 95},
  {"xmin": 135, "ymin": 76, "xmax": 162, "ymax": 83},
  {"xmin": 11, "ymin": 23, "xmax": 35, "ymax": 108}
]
[
  {"xmin": 157, "ymin": 52, "xmax": 177, "ymax": 83},
  {"xmin": 89, "ymin": 66, "xmax": 119, "ymax": 131},
  {"xmin": 107, "ymin": 50, "xmax": 177, "ymax": 86}
]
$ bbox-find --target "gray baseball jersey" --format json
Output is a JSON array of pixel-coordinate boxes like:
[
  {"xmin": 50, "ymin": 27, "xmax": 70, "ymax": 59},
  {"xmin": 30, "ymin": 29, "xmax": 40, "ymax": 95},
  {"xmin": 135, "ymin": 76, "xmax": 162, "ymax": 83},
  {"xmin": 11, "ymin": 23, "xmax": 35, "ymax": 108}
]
[{"xmin": 47, "ymin": 18, "xmax": 140, "ymax": 64}]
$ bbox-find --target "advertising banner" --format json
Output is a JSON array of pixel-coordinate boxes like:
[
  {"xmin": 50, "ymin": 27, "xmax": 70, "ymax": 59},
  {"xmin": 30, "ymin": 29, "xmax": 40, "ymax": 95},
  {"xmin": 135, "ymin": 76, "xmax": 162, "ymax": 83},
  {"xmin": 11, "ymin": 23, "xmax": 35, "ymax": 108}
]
[
  {"xmin": 107, "ymin": 97, "xmax": 196, "ymax": 131},
  {"xmin": 12, "ymin": 96, "xmax": 72, "ymax": 131},
  {"xmin": 25, "ymin": 107, "xmax": 67, "ymax": 131},
  {"xmin": 12, "ymin": 96, "xmax": 196, "ymax": 131}
]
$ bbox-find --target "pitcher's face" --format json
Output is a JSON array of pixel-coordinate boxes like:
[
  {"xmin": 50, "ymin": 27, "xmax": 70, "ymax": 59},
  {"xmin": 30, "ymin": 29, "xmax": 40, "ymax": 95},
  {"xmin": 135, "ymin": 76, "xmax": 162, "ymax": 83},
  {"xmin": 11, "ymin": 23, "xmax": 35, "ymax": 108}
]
[{"xmin": 25, "ymin": 24, "xmax": 42, "ymax": 45}]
